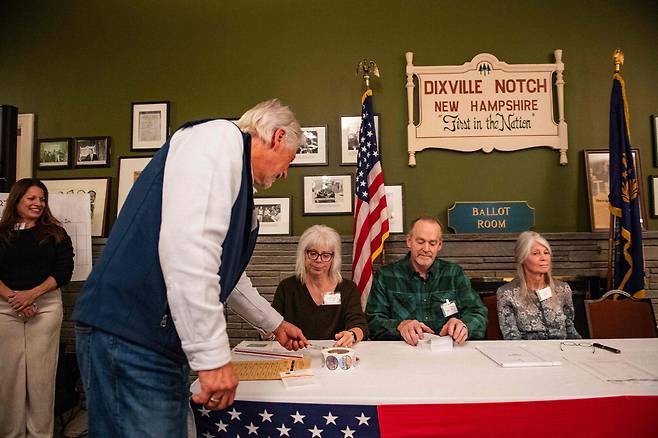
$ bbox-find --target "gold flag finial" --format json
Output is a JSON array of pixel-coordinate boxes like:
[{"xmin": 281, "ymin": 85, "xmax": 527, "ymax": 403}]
[
  {"xmin": 613, "ymin": 49, "xmax": 624, "ymax": 73},
  {"xmin": 356, "ymin": 59, "xmax": 380, "ymax": 89}
]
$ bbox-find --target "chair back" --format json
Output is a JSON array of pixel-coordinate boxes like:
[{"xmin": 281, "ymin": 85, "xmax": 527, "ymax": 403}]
[
  {"xmin": 481, "ymin": 293, "xmax": 503, "ymax": 340},
  {"xmin": 585, "ymin": 289, "xmax": 658, "ymax": 339}
]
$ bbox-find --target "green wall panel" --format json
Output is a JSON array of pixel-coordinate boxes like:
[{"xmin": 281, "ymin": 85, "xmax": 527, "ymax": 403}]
[{"xmin": 1, "ymin": 0, "xmax": 656, "ymax": 235}]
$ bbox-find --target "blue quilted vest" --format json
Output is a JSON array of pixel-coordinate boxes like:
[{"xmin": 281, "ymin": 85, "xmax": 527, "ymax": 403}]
[{"xmin": 73, "ymin": 119, "xmax": 259, "ymax": 364}]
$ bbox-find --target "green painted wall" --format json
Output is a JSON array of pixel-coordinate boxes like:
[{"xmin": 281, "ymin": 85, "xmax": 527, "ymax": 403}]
[{"xmin": 1, "ymin": 0, "xmax": 656, "ymax": 235}]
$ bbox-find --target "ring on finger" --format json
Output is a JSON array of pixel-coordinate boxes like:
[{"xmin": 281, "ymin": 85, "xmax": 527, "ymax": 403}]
[{"xmin": 210, "ymin": 397, "xmax": 220, "ymax": 403}]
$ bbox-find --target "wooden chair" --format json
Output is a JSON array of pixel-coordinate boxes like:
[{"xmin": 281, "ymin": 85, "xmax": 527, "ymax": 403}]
[
  {"xmin": 481, "ymin": 293, "xmax": 503, "ymax": 340},
  {"xmin": 585, "ymin": 290, "xmax": 658, "ymax": 339}
]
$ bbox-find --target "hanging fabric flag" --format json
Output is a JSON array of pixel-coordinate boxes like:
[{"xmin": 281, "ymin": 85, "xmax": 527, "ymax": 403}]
[
  {"xmin": 608, "ymin": 71, "xmax": 645, "ymax": 296},
  {"xmin": 352, "ymin": 88, "xmax": 389, "ymax": 309}
]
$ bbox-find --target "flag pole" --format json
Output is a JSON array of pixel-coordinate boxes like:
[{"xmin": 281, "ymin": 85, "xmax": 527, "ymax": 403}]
[{"xmin": 607, "ymin": 49, "xmax": 624, "ymax": 291}]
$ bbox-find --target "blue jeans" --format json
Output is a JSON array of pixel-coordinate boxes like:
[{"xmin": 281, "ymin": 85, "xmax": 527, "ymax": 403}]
[{"xmin": 75, "ymin": 324, "xmax": 190, "ymax": 437}]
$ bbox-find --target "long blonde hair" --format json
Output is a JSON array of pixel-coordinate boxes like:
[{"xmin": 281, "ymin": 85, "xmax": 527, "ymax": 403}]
[{"xmin": 515, "ymin": 231, "xmax": 557, "ymax": 300}]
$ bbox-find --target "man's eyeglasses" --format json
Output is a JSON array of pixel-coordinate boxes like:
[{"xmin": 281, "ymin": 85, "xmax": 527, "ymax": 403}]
[
  {"xmin": 306, "ymin": 250, "xmax": 334, "ymax": 262},
  {"xmin": 560, "ymin": 342, "xmax": 595, "ymax": 353}
]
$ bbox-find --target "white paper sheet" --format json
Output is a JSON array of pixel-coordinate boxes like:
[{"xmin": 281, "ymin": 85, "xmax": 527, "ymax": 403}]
[
  {"xmin": 476, "ymin": 344, "xmax": 562, "ymax": 367},
  {"xmin": 576, "ymin": 358, "xmax": 658, "ymax": 382}
]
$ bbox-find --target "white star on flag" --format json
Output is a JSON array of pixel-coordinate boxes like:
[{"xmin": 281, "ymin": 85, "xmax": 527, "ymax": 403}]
[
  {"xmin": 276, "ymin": 424, "xmax": 291, "ymax": 436},
  {"xmin": 202, "ymin": 432, "xmax": 214, "ymax": 438},
  {"xmin": 342, "ymin": 426, "xmax": 356, "ymax": 438},
  {"xmin": 245, "ymin": 422, "xmax": 259, "ymax": 435},
  {"xmin": 356, "ymin": 412, "xmax": 371, "ymax": 425},
  {"xmin": 291, "ymin": 411, "xmax": 305, "ymax": 424},
  {"xmin": 228, "ymin": 408, "xmax": 242, "ymax": 421},
  {"xmin": 323, "ymin": 412, "xmax": 338, "ymax": 425},
  {"xmin": 308, "ymin": 425, "xmax": 323, "ymax": 437},
  {"xmin": 259, "ymin": 410, "xmax": 274, "ymax": 422},
  {"xmin": 198, "ymin": 406, "xmax": 211, "ymax": 417},
  {"xmin": 215, "ymin": 421, "xmax": 228, "ymax": 432}
]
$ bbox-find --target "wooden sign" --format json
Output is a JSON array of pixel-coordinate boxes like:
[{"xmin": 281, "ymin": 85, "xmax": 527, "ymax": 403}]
[{"xmin": 405, "ymin": 50, "xmax": 568, "ymax": 166}]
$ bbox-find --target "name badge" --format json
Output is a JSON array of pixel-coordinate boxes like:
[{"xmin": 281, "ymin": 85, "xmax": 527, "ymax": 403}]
[
  {"xmin": 441, "ymin": 299, "xmax": 458, "ymax": 317},
  {"xmin": 323, "ymin": 292, "xmax": 341, "ymax": 305},
  {"xmin": 536, "ymin": 286, "xmax": 552, "ymax": 302}
]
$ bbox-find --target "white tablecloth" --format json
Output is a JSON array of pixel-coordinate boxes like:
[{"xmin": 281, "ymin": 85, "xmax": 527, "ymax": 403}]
[{"xmin": 232, "ymin": 338, "xmax": 658, "ymax": 405}]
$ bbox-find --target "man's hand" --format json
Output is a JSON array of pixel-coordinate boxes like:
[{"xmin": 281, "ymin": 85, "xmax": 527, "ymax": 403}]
[
  {"xmin": 397, "ymin": 319, "xmax": 434, "ymax": 346},
  {"xmin": 192, "ymin": 363, "xmax": 239, "ymax": 410},
  {"xmin": 274, "ymin": 320, "xmax": 309, "ymax": 350},
  {"xmin": 439, "ymin": 318, "xmax": 468, "ymax": 345}
]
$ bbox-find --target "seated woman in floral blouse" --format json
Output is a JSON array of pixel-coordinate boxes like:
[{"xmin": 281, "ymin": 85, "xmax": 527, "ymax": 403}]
[{"xmin": 496, "ymin": 231, "xmax": 581, "ymax": 340}]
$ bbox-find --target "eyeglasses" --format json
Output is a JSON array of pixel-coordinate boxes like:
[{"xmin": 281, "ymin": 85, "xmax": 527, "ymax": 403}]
[
  {"xmin": 560, "ymin": 342, "xmax": 595, "ymax": 353},
  {"xmin": 306, "ymin": 250, "xmax": 334, "ymax": 262}
]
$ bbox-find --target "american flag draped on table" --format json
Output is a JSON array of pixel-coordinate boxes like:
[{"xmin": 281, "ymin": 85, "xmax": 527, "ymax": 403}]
[
  {"xmin": 192, "ymin": 400, "xmax": 380, "ymax": 437},
  {"xmin": 608, "ymin": 72, "xmax": 645, "ymax": 296},
  {"xmin": 352, "ymin": 89, "xmax": 389, "ymax": 309}
]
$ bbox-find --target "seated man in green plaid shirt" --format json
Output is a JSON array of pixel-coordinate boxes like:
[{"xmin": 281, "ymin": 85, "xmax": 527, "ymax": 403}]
[{"xmin": 366, "ymin": 216, "xmax": 487, "ymax": 345}]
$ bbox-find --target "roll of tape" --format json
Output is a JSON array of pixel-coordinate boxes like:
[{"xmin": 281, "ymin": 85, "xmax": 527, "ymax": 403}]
[{"xmin": 321, "ymin": 347, "xmax": 356, "ymax": 371}]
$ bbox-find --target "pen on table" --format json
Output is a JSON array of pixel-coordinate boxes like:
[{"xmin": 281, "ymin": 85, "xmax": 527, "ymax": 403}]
[{"xmin": 593, "ymin": 343, "xmax": 621, "ymax": 354}]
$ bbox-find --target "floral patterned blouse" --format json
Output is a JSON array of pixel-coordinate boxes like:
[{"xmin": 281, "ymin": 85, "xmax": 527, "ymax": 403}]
[{"xmin": 496, "ymin": 278, "xmax": 581, "ymax": 340}]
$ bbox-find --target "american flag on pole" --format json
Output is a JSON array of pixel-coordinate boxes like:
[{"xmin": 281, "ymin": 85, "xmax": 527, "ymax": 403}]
[{"xmin": 352, "ymin": 89, "xmax": 389, "ymax": 309}]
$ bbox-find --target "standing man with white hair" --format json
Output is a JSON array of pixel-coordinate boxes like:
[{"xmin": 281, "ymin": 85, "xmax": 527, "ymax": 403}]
[{"xmin": 74, "ymin": 99, "xmax": 309, "ymax": 437}]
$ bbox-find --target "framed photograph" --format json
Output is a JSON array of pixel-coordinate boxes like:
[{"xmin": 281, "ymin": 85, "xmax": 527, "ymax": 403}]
[
  {"xmin": 303, "ymin": 175, "xmax": 352, "ymax": 215},
  {"xmin": 131, "ymin": 101, "xmax": 170, "ymax": 150},
  {"xmin": 42, "ymin": 178, "xmax": 110, "ymax": 237},
  {"xmin": 16, "ymin": 114, "xmax": 35, "ymax": 179},
  {"xmin": 74, "ymin": 136, "xmax": 111, "ymax": 167},
  {"xmin": 584, "ymin": 149, "xmax": 646, "ymax": 231},
  {"xmin": 37, "ymin": 138, "xmax": 72, "ymax": 170},
  {"xmin": 385, "ymin": 184, "xmax": 405, "ymax": 233},
  {"xmin": 648, "ymin": 114, "xmax": 658, "ymax": 167},
  {"xmin": 117, "ymin": 156, "xmax": 152, "ymax": 215},
  {"xmin": 290, "ymin": 126, "xmax": 327, "ymax": 166},
  {"xmin": 340, "ymin": 114, "xmax": 380, "ymax": 165},
  {"xmin": 650, "ymin": 176, "xmax": 658, "ymax": 218},
  {"xmin": 254, "ymin": 197, "xmax": 291, "ymax": 235}
]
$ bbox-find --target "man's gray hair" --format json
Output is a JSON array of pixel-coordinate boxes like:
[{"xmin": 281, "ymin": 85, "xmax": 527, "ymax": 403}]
[
  {"xmin": 295, "ymin": 225, "xmax": 343, "ymax": 284},
  {"xmin": 236, "ymin": 99, "xmax": 303, "ymax": 152}
]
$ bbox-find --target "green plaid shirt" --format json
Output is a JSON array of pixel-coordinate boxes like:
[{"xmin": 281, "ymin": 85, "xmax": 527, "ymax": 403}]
[{"xmin": 366, "ymin": 254, "xmax": 487, "ymax": 340}]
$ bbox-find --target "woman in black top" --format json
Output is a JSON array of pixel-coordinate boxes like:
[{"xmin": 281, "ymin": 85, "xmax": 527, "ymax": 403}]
[{"xmin": 0, "ymin": 178, "xmax": 74, "ymax": 437}]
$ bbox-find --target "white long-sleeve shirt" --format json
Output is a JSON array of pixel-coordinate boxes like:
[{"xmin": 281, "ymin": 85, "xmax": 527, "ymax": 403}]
[{"xmin": 159, "ymin": 120, "xmax": 283, "ymax": 371}]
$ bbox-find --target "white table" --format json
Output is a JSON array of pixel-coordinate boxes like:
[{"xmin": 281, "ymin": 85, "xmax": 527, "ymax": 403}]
[{"xmin": 192, "ymin": 339, "xmax": 658, "ymax": 437}]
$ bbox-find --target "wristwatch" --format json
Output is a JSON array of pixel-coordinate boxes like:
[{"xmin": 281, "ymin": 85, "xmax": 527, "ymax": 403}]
[{"xmin": 349, "ymin": 330, "xmax": 357, "ymax": 343}]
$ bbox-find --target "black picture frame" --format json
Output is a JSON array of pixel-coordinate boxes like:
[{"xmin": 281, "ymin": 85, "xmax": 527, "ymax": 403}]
[
  {"xmin": 74, "ymin": 136, "xmax": 111, "ymax": 168},
  {"xmin": 303, "ymin": 174, "xmax": 353, "ymax": 215},
  {"xmin": 650, "ymin": 176, "xmax": 658, "ymax": 218},
  {"xmin": 36, "ymin": 138, "xmax": 72, "ymax": 170},
  {"xmin": 649, "ymin": 114, "xmax": 658, "ymax": 167}
]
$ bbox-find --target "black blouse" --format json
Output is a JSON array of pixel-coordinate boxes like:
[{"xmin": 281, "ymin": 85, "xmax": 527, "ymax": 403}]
[{"xmin": 0, "ymin": 226, "xmax": 74, "ymax": 291}]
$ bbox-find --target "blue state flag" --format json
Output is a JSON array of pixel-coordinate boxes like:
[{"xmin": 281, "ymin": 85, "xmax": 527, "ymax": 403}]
[{"xmin": 608, "ymin": 73, "xmax": 645, "ymax": 296}]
